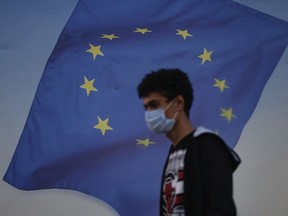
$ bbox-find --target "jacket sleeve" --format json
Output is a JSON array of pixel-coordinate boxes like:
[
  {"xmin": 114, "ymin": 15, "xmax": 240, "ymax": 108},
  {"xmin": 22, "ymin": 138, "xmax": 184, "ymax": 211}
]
[{"xmin": 197, "ymin": 133, "xmax": 238, "ymax": 216}]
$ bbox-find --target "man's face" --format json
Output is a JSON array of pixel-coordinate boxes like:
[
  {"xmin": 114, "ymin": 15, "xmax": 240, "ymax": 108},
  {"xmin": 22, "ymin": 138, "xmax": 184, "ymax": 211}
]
[{"xmin": 143, "ymin": 92, "xmax": 176, "ymax": 119}]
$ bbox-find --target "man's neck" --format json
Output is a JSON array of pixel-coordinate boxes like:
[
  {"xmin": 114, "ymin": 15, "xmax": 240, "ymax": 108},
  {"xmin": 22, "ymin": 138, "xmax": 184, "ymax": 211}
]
[{"xmin": 167, "ymin": 117, "xmax": 195, "ymax": 147}]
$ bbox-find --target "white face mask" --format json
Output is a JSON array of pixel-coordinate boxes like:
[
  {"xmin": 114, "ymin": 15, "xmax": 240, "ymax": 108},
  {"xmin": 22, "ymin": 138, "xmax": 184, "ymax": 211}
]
[{"xmin": 144, "ymin": 99, "xmax": 178, "ymax": 133}]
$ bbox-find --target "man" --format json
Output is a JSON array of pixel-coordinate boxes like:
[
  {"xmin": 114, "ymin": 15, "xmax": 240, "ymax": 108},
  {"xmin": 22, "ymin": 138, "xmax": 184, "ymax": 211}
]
[{"xmin": 137, "ymin": 68, "xmax": 241, "ymax": 216}]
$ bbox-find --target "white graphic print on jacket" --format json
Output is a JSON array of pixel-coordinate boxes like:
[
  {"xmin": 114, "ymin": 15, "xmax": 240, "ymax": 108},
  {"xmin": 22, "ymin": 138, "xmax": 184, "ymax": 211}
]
[{"xmin": 162, "ymin": 149, "xmax": 186, "ymax": 216}]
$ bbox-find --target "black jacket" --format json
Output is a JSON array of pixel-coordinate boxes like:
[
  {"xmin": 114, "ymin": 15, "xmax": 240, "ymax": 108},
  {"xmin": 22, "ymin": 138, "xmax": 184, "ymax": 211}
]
[{"xmin": 160, "ymin": 129, "xmax": 241, "ymax": 216}]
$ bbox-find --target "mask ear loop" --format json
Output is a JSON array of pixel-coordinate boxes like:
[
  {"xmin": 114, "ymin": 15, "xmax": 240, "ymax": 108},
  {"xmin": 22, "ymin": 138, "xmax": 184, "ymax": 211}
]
[
  {"xmin": 172, "ymin": 111, "xmax": 179, "ymax": 119},
  {"xmin": 164, "ymin": 98, "xmax": 176, "ymax": 111},
  {"xmin": 164, "ymin": 98, "xmax": 179, "ymax": 119}
]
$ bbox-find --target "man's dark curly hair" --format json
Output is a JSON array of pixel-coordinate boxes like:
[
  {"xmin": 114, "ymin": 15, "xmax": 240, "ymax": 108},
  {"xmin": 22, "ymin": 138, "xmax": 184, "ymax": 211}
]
[{"xmin": 137, "ymin": 68, "xmax": 194, "ymax": 117}]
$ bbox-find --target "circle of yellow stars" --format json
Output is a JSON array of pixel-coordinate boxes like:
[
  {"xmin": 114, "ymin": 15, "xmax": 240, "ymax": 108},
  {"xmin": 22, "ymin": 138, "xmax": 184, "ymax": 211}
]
[{"xmin": 80, "ymin": 26, "xmax": 237, "ymax": 142}]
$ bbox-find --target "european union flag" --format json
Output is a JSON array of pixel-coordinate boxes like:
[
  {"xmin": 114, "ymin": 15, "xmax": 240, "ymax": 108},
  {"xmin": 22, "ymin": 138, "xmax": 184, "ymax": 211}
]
[{"xmin": 4, "ymin": 0, "xmax": 288, "ymax": 215}]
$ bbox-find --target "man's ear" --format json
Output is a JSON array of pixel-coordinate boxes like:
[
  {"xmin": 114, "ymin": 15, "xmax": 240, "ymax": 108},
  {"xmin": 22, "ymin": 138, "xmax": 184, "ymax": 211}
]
[{"xmin": 175, "ymin": 95, "xmax": 185, "ymax": 111}]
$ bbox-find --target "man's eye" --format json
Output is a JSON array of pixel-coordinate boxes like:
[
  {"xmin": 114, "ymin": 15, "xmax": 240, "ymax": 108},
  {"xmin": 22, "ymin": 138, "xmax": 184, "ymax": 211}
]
[
  {"xmin": 149, "ymin": 102, "xmax": 157, "ymax": 107},
  {"xmin": 144, "ymin": 102, "xmax": 158, "ymax": 110}
]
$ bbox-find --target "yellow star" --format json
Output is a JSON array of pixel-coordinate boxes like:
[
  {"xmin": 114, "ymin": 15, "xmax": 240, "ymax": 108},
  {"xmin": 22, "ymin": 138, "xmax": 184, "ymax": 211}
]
[
  {"xmin": 136, "ymin": 138, "xmax": 156, "ymax": 147},
  {"xmin": 198, "ymin": 48, "xmax": 213, "ymax": 64},
  {"xmin": 213, "ymin": 79, "xmax": 230, "ymax": 92},
  {"xmin": 176, "ymin": 29, "xmax": 192, "ymax": 40},
  {"xmin": 101, "ymin": 34, "xmax": 119, "ymax": 40},
  {"xmin": 93, "ymin": 116, "xmax": 113, "ymax": 136},
  {"xmin": 80, "ymin": 76, "xmax": 98, "ymax": 96},
  {"xmin": 220, "ymin": 108, "xmax": 236, "ymax": 122},
  {"xmin": 86, "ymin": 44, "xmax": 104, "ymax": 60},
  {"xmin": 134, "ymin": 27, "xmax": 152, "ymax": 35}
]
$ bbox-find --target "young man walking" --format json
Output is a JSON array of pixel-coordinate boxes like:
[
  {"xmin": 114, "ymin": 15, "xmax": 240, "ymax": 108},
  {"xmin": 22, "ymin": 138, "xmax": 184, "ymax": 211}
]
[{"xmin": 137, "ymin": 68, "xmax": 241, "ymax": 216}]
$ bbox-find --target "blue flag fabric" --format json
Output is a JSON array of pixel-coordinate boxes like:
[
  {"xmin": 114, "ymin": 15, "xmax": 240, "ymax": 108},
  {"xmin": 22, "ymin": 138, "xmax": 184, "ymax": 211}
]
[{"xmin": 4, "ymin": 0, "xmax": 288, "ymax": 215}]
